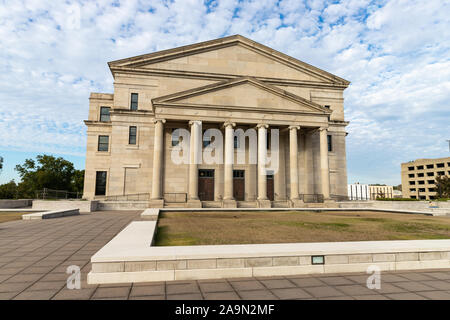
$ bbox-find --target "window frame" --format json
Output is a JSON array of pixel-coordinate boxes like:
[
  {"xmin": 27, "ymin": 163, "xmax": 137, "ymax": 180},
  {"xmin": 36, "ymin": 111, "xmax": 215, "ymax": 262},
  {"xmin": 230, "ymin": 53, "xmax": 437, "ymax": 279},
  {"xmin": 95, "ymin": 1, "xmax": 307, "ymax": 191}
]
[
  {"xmin": 97, "ymin": 135, "xmax": 109, "ymax": 152},
  {"xmin": 327, "ymin": 135, "xmax": 333, "ymax": 152},
  {"xmin": 130, "ymin": 93, "xmax": 138, "ymax": 111},
  {"xmin": 99, "ymin": 106, "xmax": 111, "ymax": 122},
  {"xmin": 129, "ymin": 126, "xmax": 137, "ymax": 145}
]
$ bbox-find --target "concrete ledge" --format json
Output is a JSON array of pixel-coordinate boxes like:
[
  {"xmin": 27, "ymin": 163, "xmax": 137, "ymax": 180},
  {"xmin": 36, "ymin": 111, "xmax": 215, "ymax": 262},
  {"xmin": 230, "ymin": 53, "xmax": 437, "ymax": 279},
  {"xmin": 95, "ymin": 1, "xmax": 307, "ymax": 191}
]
[
  {"xmin": 88, "ymin": 221, "xmax": 450, "ymax": 284},
  {"xmin": 22, "ymin": 209, "xmax": 80, "ymax": 220},
  {"xmin": 153, "ymin": 207, "xmax": 443, "ymax": 216},
  {"xmin": 32, "ymin": 200, "xmax": 98, "ymax": 212},
  {"xmin": 140, "ymin": 208, "xmax": 160, "ymax": 220},
  {"xmin": 0, "ymin": 199, "xmax": 32, "ymax": 208}
]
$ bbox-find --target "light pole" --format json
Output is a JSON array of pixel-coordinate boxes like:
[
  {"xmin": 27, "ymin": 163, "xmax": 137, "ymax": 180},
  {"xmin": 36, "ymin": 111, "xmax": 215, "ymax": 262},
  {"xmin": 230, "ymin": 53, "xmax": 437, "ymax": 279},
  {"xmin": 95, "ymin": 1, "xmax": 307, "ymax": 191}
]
[{"xmin": 447, "ymin": 140, "xmax": 450, "ymax": 152}]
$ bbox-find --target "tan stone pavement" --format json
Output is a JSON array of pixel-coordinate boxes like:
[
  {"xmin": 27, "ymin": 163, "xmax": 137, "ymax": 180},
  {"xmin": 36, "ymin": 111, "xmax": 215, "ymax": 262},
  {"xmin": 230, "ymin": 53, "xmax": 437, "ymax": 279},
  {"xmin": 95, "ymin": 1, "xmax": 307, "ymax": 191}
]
[{"xmin": 0, "ymin": 210, "xmax": 449, "ymax": 300}]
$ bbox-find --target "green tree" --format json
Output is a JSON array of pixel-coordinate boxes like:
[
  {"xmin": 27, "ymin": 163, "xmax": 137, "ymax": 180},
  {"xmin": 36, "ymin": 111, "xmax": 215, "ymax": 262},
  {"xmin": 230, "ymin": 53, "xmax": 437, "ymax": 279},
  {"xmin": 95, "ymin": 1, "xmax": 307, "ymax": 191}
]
[
  {"xmin": 0, "ymin": 180, "xmax": 17, "ymax": 199},
  {"xmin": 435, "ymin": 175, "xmax": 450, "ymax": 198},
  {"xmin": 14, "ymin": 154, "xmax": 80, "ymax": 198}
]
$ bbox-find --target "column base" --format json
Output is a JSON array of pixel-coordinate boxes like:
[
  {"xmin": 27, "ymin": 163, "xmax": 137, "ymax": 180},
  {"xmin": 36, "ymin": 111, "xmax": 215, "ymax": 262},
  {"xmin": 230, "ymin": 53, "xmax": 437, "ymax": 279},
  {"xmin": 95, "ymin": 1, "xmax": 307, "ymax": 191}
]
[
  {"xmin": 186, "ymin": 199, "xmax": 202, "ymax": 208},
  {"xmin": 289, "ymin": 199, "xmax": 304, "ymax": 208},
  {"xmin": 222, "ymin": 199, "xmax": 237, "ymax": 208},
  {"xmin": 257, "ymin": 199, "xmax": 272, "ymax": 208},
  {"xmin": 148, "ymin": 199, "xmax": 164, "ymax": 208}
]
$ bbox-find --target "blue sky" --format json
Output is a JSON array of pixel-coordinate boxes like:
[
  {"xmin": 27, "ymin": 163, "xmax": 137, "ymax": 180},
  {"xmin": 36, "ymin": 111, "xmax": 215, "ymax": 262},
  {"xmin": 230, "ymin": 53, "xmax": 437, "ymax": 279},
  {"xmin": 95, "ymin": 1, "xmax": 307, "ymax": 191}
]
[{"xmin": 0, "ymin": 0, "xmax": 449, "ymax": 186}]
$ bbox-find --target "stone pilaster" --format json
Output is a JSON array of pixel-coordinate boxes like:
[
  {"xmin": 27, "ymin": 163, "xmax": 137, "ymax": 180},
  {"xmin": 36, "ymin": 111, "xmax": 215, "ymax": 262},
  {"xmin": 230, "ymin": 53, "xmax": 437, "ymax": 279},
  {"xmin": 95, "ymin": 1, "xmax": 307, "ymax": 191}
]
[{"xmin": 319, "ymin": 127, "xmax": 332, "ymax": 202}]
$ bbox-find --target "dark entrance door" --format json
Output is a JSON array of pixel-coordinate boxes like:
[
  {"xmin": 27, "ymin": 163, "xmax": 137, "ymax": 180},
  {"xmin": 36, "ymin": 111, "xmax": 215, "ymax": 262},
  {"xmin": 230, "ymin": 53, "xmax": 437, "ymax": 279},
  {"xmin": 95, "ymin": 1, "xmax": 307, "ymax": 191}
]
[
  {"xmin": 199, "ymin": 169, "xmax": 214, "ymax": 201},
  {"xmin": 233, "ymin": 170, "xmax": 245, "ymax": 201},
  {"xmin": 267, "ymin": 174, "xmax": 274, "ymax": 201}
]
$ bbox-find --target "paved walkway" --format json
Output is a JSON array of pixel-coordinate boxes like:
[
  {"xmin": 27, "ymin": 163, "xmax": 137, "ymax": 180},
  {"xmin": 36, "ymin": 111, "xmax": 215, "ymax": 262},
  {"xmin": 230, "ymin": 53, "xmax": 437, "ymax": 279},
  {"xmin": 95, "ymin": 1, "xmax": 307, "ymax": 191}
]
[{"xmin": 0, "ymin": 210, "xmax": 449, "ymax": 300}]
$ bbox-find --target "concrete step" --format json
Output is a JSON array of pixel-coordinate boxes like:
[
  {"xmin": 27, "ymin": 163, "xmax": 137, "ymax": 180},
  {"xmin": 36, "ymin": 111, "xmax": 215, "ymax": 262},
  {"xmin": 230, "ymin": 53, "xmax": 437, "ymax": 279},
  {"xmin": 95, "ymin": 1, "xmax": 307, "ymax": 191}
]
[
  {"xmin": 202, "ymin": 201, "xmax": 222, "ymax": 208},
  {"xmin": 164, "ymin": 202, "xmax": 186, "ymax": 208},
  {"xmin": 272, "ymin": 201, "xmax": 290, "ymax": 208},
  {"xmin": 237, "ymin": 201, "xmax": 257, "ymax": 208}
]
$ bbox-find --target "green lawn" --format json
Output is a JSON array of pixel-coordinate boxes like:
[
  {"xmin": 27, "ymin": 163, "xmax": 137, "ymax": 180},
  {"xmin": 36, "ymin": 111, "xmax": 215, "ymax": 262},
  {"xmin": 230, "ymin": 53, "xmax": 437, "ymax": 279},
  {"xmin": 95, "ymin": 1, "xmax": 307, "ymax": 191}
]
[{"xmin": 155, "ymin": 210, "xmax": 450, "ymax": 246}]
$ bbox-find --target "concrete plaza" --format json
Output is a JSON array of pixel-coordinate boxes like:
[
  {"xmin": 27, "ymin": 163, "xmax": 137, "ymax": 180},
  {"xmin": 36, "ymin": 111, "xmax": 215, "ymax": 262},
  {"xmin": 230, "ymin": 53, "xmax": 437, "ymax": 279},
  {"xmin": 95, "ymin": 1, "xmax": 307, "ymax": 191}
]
[{"xmin": 0, "ymin": 211, "xmax": 449, "ymax": 300}]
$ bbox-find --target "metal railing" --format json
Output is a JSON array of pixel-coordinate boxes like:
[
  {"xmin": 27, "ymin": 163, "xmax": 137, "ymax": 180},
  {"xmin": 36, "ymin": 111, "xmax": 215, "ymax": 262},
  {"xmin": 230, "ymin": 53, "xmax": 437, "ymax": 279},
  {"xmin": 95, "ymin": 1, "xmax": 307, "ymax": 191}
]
[
  {"xmin": 164, "ymin": 193, "xmax": 187, "ymax": 203},
  {"xmin": 101, "ymin": 193, "xmax": 150, "ymax": 201},
  {"xmin": 299, "ymin": 194, "xmax": 324, "ymax": 203},
  {"xmin": 36, "ymin": 188, "xmax": 83, "ymax": 200}
]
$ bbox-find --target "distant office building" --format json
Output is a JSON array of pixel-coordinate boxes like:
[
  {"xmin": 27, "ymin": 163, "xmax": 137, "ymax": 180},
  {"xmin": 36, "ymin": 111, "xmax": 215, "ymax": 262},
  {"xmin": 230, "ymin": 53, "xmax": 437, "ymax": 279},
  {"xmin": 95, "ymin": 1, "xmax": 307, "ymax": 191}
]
[
  {"xmin": 348, "ymin": 183, "xmax": 394, "ymax": 200},
  {"xmin": 401, "ymin": 157, "xmax": 450, "ymax": 200}
]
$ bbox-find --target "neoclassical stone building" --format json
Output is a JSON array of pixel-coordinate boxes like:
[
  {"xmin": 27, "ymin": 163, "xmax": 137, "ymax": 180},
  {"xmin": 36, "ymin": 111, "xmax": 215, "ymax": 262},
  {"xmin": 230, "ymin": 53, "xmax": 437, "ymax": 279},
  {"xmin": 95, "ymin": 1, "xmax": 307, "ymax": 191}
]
[{"xmin": 83, "ymin": 35, "xmax": 349, "ymax": 208}]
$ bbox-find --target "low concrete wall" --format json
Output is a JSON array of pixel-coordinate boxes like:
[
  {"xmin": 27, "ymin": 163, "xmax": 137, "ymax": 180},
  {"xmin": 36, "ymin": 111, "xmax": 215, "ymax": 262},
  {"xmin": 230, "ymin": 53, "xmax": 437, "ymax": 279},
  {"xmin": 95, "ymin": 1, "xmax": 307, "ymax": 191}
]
[
  {"xmin": 32, "ymin": 200, "xmax": 98, "ymax": 212},
  {"xmin": 88, "ymin": 221, "xmax": 450, "ymax": 284},
  {"xmin": 0, "ymin": 199, "xmax": 32, "ymax": 208},
  {"xmin": 338, "ymin": 201, "xmax": 450, "ymax": 215},
  {"xmin": 22, "ymin": 209, "xmax": 80, "ymax": 220},
  {"xmin": 97, "ymin": 201, "xmax": 149, "ymax": 211}
]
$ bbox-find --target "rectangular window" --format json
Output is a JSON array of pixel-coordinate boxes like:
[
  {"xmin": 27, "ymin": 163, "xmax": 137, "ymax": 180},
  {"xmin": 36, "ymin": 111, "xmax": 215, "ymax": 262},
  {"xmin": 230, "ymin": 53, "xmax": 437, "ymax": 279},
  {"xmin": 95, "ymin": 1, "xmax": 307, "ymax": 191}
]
[
  {"xmin": 408, "ymin": 166, "xmax": 414, "ymax": 171},
  {"xmin": 409, "ymin": 188, "xmax": 416, "ymax": 192},
  {"xmin": 416, "ymin": 165, "xmax": 424, "ymax": 170},
  {"xmin": 417, "ymin": 173, "xmax": 424, "ymax": 177},
  {"xmin": 427, "ymin": 180, "xmax": 435, "ymax": 184},
  {"xmin": 436, "ymin": 163, "xmax": 444, "ymax": 168},
  {"xmin": 100, "ymin": 107, "xmax": 110, "ymax": 122},
  {"xmin": 408, "ymin": 174, "xmax": 414, "ymax": 178},
  {"xmin": 98, "ymin": 135, "xmax": 109, "ymax": 152},
  {"xmin": 130, "ymin": 93, "xmax": 138, "ymax": 111},
  {"xmin": 171, "ymin": 129, "xmax": 180, "ymax": 147},
  {"xmin": 426, "ymin": 164, "xmax": 434, "ymax": 169},
  {"xmin": 324, "ymin": 105, "xmax": 330, "ymax": 109},
  {"xmin": 437, "ymin": 171, "xmax": 445, "ymax": 176},
  {"xmin": 409, "ymin": 181, "xmax": 415, "ymax": 185},
  {"xmin": 95, "ymin": 171, "xmax": 107, "ymax": 196},
  {"xmin": 327, "ymin": 135, "xmax": 333, "ymax": 152},
  {"xmin": 427, "ymin": 172, "xmax": 434, "ymax": 176},
  {"xmin": 129, "ymin": 126, "xmax": 137, "ymax": 145},
  {"xmin": 234, "ymin": 135, "xmax": 240, "ymax": 149},
  {"xmin": 233, "ymin": 170, "xmax": 245, "ymax": 178}
]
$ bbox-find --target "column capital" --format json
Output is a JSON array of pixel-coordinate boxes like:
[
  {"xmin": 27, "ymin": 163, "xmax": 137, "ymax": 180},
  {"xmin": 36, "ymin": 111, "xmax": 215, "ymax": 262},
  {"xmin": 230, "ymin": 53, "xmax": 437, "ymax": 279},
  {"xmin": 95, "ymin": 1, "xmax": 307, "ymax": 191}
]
[
  {"xmin": 152, "ymin": 118, "xmax": 166, "ymax": 124},
  {"xmin": 256, "ymin": 123, "xmax": 269, "ymax": 129},
  {"xmin": 223, "ymin": 121, "xmax": 236, "ymax": 129},
  {"xmin": 189, "ymin": 120, "xmax": 202, "ymax": 126},
  {"xmin": 318, "ymin": 126, "xmax": 328, "ymax": 132},
  {"xmin": 288, "ymin": 125, "xmax": 301, "ymax": 131}
]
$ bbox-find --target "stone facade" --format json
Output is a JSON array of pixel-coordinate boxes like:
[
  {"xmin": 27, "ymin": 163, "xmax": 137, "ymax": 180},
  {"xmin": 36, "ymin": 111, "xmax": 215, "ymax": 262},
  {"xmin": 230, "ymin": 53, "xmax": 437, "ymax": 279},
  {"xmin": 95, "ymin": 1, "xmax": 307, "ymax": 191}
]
[
  {"xmin": 401, "ymin": 157, "xmax": 450, "ymax": 200},
  {"xmin": 83, "ymin": 35, "xmax": 350, "ymax": 208}
]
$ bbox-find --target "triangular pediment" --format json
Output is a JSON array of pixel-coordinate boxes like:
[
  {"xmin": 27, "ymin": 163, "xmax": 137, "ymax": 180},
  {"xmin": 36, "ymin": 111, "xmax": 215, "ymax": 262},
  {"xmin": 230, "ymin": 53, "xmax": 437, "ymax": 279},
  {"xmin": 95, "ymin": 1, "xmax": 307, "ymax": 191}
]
[
  {"xmin": 153, "ymin": 77, "xmax": 331, "ymax": 115},
  {"xmin": 109, "ymin": 35, "xmax": 350, "ymax": 86}
]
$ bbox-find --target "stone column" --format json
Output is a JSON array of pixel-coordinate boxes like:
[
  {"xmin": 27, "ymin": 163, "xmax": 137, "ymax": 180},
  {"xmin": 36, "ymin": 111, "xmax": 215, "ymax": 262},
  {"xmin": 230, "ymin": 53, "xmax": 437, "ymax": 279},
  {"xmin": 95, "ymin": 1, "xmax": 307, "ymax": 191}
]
[
  {"xmin": 289, "ymin": 125, "xmax": 303, "ymax": 207},
  {"xmin": 319, "ymin": 127, "xmax": 331, "ymax": 201},
  {"xmin": 257, "ymin": 124, "xmax": 271, "ymax": 208},
  {"xmin": 223, "ymin": 122, "xmax": 237, "ymax": 207},
  {"xmin": 149, "ymin": 119, "xmax": 166, "ymax": 208},
  {"xmin": 274, "ymin": 130, "xmax": 286, "ymax": 201},
  {"xmin": 187, "ymin": 120, "xmax": 202, "ymax": 207}
]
